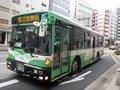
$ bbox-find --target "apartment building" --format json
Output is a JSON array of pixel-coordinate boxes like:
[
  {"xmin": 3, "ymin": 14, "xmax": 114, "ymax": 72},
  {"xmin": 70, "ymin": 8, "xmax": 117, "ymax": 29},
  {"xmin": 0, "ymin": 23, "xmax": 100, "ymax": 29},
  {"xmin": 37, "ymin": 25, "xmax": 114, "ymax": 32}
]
[
  {"xmin": 109, "ymin": 11, "xmax": 117, "ymax": 40},
  {"xmin": 92, "ymin": 10, "xmax": 110, "ymax": 46},
  {"xmin": 92, "ymin": 10, "xmax": 117, "ymax": 46},
  {"xmin": 116, "ymin": 8, "xmax": 120, "ymax": 40},
  {"xmin": 92, "ymin": 9, "xmax": 98, "ymax": 30},
  {"xmin": 70, "ymin": 0, "xmax": 93, "ymax": 28},
  {"xmin": 0, "ymin": 0, "xmax": 12, "ymax": 45},
  {"xmin": 0, "ymin": 0, "xmax": 70, "ymax": 45}
]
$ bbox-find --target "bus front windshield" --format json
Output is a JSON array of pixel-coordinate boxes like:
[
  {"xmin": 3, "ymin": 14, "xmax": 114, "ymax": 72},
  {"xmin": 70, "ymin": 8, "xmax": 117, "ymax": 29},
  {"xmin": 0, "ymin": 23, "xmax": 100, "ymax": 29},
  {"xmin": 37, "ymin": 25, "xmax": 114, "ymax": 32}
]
[{"xmin": 10, "ymin": 25, "xmax": 52, "ymax": 56}]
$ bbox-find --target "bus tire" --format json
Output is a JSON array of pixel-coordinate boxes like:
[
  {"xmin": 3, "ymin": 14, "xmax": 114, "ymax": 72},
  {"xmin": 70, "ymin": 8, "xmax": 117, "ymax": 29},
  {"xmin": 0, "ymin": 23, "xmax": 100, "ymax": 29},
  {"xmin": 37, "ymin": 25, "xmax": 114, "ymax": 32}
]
[{"xmin": 71, "ymin": 59, "xmax": 79, "ymax": 75}]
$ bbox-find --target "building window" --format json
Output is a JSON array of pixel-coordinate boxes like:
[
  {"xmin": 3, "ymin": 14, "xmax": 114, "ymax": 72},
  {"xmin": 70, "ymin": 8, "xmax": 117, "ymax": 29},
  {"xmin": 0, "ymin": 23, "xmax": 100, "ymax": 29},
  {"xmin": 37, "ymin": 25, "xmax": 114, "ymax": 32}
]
[
  {"xmin": 12, "ymin": 10, "xmax": 19, "ymax": 15},
  {"xmin": 26, "ymin": 4, "xmax": 29, "ymax": 8},
  {"xmin": 0, "ymin": 6, "xmax": 9, "ymax": 13},
  {"xmin": 0, "ymin": 18, "xmax": 8, "ymax": 24},
  {"xmin": 53, "ymin": 3, "xmax": 68, "ymax": 12},
  {"xmin": 41, "ymin": 2, "xmax": 46, "ymax": 7},
  {"xmin": 12, "ymin": 0, "xmax": 20, "ymax": 4}
]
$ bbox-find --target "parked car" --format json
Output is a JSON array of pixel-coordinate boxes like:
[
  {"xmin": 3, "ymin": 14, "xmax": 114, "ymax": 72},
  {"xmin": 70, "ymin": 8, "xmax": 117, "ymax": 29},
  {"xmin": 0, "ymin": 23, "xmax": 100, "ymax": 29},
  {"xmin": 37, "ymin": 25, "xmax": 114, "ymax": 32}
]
[{"xmin": 109, "ymin": 45, "xmax": 116, "ymax": 50}]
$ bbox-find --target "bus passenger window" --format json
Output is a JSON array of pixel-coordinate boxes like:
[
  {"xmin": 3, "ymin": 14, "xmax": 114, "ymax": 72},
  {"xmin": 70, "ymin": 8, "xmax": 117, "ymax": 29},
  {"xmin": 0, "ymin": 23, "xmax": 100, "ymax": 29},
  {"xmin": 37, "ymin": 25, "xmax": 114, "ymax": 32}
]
[{"xmin": 85, "ymin": 32, "xmax": 91, "ymax": 48}]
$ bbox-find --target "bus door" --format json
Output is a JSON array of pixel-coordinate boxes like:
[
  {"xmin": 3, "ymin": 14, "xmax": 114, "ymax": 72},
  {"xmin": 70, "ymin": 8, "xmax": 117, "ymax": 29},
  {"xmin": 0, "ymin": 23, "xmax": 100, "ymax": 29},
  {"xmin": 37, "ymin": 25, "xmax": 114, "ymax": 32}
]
[
  {"xmin": 52, "ymin": 27, "xmax": 70, "ymax": 78},
  {"xmin": 92, "ymin": 36, "xmax": 96, "ymax": 60},
  {"xmin": 61, "ymin": 28, "xmax": 70, "ymax": 74}
]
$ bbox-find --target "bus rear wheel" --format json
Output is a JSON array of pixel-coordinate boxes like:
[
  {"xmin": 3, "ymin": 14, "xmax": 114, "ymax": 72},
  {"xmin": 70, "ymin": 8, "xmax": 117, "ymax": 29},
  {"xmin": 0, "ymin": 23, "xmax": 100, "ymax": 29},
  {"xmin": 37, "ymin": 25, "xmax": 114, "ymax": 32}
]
[{"xmin": 71, "ymin": 59, "xmax": 79, "ymax": 74}]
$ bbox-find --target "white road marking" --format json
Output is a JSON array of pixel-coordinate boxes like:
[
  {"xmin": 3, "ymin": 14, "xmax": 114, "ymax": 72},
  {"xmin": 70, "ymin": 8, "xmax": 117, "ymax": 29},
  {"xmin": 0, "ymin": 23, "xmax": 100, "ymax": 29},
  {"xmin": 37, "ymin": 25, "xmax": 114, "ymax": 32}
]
[
  {"xmin": 0, "ymin": 79, "xmax": 19, "ymax": 88},
  {"xmin": 0, "ymin": 63, "xmax": 6, "ymax": 65},
  {"xmin": 0, "ymin": 55, "xmax": 7, "ymax": 57},
  {"xmin": 59, "ymin": 71, "xmax": 92, "ymax": 85},
  {"xmin": 101, "ymin": 54, "xmax": 109, "ymax": 58}
]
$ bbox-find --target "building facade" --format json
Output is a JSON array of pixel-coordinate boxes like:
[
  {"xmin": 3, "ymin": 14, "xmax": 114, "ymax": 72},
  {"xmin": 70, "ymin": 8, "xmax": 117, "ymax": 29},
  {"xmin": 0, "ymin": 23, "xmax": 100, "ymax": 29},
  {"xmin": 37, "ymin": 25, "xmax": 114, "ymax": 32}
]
[
  {"xmin": 109, "ymin": 11, "xmax": 117, "ymax": 40},
  {"xmin": 49, "ymin": 0, "xmax": 70, "ymax": 17},
  {"xmin": 116, "ymin": 8, "xmax": 120, "ymax": 40},
  {"xmin": 70, "ymin": 0, "xmax": 93, "ymax": 28},
  {"xmin": 0, "ymin": 0, "xmax": 70, "ymax": 45},
  {"xmin": 92, "ymin": 10, "xmax": 110, "ymax": 46},
  {"xmin": 92, "ymin": 10, "xmax": 117, "ymax": 46}
]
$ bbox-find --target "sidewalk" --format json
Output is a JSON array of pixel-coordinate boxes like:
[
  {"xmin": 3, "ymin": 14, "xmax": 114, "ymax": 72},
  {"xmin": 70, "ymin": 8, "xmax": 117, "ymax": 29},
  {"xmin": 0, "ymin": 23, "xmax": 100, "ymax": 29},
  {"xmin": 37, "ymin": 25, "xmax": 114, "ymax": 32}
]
[
  {"xmin": 0, "ymin": 44, "xmax": 8, "ymax": 51},
  {"xmin": 105, "ymin": 54, "xmax": 120, "ymax": 90},
  {"xmin": 85, "ymin": 51, "xmax": 120, "ymax": 90},
  {"xmin": 105, "ymin": 75, "xmax": 120, "ymax": 90}
]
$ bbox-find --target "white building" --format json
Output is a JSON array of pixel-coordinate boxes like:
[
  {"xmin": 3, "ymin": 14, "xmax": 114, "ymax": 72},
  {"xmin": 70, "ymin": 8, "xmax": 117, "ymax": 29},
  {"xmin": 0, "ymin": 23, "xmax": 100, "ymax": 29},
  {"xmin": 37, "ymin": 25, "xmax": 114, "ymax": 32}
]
[
  {"xmin": 70, "ymin": 0, "xmax": 93, "ymax": 28},
  {"xmin": 109, "ymin": 11, "xmax": 117, "ymax": 40},
  {"xmin": 0, "ymin": 0, "xmax": 70, "ymax": 45}
]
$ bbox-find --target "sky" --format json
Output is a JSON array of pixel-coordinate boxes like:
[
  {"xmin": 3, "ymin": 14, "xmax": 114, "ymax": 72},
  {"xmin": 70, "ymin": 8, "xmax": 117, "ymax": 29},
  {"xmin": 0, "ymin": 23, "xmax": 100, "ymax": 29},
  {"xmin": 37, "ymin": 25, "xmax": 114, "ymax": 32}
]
[{"xmin": 87, "ymin": 0, "xmax": 120, "ymax": 11}]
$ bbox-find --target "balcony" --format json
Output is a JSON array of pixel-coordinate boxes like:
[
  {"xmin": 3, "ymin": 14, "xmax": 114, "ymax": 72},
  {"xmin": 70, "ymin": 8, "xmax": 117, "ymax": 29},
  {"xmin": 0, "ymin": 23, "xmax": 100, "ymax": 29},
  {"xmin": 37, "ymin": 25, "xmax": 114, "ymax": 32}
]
[
  {"xmin": 105, "ymin": 24, "xmax": 109, "ymax": 28},
  {"xmin": 118, "ymin": 31, "xmax": 120, "ymax": 33},
  {"xmin": 105, "ymin": 28, "xmax": 109, "ymax": 32},
  {"xmin": 104, "ymin": 33, "xmax": 108, "ymax": 36}
]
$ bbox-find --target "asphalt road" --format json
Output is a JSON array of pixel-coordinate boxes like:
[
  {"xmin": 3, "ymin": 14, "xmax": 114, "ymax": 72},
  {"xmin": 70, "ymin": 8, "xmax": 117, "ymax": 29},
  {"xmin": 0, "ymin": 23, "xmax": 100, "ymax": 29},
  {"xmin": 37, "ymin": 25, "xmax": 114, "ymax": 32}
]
[{"xmin": 0, "ymin": 51, "xmax": 115, "ymax": 90}]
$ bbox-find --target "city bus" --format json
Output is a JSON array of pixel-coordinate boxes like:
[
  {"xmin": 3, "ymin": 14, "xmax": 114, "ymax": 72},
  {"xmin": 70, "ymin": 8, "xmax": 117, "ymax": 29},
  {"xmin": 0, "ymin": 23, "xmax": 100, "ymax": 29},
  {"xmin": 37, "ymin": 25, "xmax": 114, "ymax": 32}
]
[{"xmin": 6, "ymin": 11, "xmax": 104, "ymax": 82}]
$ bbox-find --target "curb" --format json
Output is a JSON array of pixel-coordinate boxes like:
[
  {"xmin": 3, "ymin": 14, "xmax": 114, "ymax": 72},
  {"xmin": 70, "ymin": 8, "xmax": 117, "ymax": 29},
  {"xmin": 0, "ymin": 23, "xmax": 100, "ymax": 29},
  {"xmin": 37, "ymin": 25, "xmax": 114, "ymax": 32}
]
[
  {"xmin": 0, "ymin": 47, "xmax": 8, "ymax": 51},
  {"xmin": 85, "ymin": 53, "xmax": 120, "ymax": 90},
  {"xmin": 0, "ymin": 50, "xmax": 8, "ymax": 51},
  {"xmin": 112, "ymin": 54, "xmax": 120, "ymax": 62}
]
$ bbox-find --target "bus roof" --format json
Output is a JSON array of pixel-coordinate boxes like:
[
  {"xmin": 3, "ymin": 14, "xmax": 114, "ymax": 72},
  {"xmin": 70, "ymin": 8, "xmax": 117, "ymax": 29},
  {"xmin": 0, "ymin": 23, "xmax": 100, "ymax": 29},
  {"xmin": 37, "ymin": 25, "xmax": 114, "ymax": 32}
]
[
  {"xmin": 49, "ymin": 11, "xmax": 103, "ymax": 37},
  {"xmin": 12, "ymin": 10, "xmax": 103, "ymax": 37}
]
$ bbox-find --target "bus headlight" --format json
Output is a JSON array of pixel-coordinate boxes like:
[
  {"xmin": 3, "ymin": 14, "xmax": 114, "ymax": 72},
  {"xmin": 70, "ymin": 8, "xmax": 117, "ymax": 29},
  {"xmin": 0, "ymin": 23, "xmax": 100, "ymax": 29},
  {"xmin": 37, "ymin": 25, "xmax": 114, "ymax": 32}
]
[
  {"xmin": 7, "ymin": 65, "xmax": 10, "ymax": 68},
  {"xmin": 45, "ymin": 76, "xmax": 48, "ymax": 80},
  {"xmin": 39, "ymin": 76, "xmax": 43, "ymax": 80},
  {"xmin": 45, "ymin": 58, "xmax": 50, "ymax": 65}
]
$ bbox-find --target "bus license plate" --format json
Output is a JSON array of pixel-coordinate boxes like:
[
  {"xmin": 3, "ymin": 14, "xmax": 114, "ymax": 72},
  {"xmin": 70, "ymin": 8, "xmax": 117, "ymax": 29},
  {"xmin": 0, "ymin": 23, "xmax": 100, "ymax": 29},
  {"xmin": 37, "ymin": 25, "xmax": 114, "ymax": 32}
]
[{"xmin": 17, "ymin": 63, "xmax": 24, "ymax": 72}]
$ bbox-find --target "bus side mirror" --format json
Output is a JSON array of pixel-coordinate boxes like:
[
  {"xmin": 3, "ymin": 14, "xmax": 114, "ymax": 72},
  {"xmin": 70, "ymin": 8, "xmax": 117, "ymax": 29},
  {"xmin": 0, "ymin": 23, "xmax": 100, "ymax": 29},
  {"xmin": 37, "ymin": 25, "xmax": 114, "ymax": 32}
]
[
  {"xmin": 39, "ymin": 25, "xmax": 46, "ymax": 37},
  {"xmin": 9, "ymin": 40, "xmax": 15, "ymax": 46},
  {"xmin": 38, "ymin": 19, "xmax": 47, "ymax": 37},
  {"xmin": 7, "ymin": 41, "xmax": 10, "ymax": 44}
]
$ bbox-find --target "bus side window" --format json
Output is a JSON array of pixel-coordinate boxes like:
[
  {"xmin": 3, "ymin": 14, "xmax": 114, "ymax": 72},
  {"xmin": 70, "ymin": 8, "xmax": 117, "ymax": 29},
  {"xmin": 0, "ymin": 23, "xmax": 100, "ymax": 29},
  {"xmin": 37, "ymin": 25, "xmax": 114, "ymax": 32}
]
[
  {"xmin": 95, "ymin": 36, "xmax": 99, "ymax": 47},
  {"xmin": 79, "ymin": 38, "xmax": 84, "ymax": 49},
  {"xmin": 85, "ymin": 32, "xmax": 91, "ymax": 48}
]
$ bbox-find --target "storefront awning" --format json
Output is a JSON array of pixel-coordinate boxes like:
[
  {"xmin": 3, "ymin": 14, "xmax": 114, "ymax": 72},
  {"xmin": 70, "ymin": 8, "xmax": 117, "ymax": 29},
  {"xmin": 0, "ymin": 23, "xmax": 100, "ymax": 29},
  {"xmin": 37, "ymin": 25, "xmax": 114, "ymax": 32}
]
[{"xmin": 0, "ymin": 29, "xmax": 11, "ymax": 33}]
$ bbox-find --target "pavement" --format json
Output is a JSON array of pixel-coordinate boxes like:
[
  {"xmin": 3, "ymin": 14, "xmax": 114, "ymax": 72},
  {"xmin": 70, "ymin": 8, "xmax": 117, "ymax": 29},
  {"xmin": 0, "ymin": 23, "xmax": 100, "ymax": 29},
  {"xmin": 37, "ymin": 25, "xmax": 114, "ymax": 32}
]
[
  {"xmin": 0, "ymin": 46, "xmax": 120, "ymax": 90},
  {"xmin": 85, "ymin": 49, "xmax": 120, "ymax": 90},
  {"xmin": 0, "ymin": 44, "xmax": 8, "ymax": 51}
]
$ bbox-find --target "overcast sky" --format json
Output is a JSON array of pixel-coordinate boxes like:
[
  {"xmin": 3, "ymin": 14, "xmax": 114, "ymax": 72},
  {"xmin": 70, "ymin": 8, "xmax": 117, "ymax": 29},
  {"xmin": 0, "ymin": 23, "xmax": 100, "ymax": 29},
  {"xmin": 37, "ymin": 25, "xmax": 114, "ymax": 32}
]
[{"xmin": 87, "ymin": 0, "xmax": 120, "ymax": 11}]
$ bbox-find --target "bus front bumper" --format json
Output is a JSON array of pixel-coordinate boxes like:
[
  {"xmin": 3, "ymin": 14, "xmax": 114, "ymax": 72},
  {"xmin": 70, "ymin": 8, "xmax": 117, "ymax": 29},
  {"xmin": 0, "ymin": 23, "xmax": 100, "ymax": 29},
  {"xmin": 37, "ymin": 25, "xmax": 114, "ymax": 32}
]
[{"xmin": 6, "ymin": 58, "xmax": 51, "ymax": 82}]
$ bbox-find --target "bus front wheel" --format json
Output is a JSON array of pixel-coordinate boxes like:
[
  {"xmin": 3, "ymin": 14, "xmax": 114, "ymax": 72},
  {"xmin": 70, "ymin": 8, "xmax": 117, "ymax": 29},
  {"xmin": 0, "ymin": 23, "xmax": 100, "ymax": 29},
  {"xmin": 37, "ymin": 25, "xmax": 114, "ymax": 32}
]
[{"xmin": 71, "ymin": 59, "xmax": 79, "ymax": 74}]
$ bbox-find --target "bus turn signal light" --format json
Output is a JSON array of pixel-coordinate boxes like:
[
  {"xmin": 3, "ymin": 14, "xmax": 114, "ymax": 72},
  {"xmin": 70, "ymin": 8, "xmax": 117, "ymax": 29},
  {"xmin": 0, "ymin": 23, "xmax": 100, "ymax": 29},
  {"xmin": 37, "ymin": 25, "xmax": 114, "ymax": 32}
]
[{"xmin": 45, "ymin": 58, "xmax": 50, "ymax": 65}]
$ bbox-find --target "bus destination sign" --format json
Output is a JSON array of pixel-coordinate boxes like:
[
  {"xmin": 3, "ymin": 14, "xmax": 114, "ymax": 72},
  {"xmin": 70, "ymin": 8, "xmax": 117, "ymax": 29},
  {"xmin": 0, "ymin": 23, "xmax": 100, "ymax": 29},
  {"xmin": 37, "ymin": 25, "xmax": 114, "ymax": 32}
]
[
  {"xmin": 18, "ymin": 14, "xmax": 40, "ymax": 23},
  {"xmin": 12, "ymin": 14, "xmax": 41, "ymax": 24}
]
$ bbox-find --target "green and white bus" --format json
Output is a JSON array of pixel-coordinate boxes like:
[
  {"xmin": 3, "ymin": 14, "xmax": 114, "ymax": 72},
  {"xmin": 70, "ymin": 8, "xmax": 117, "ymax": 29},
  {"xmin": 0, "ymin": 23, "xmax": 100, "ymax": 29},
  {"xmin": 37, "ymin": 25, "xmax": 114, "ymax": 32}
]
[{"xmin": 7, "ymin": 11, "xmax": 104, "ymax": 82}]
